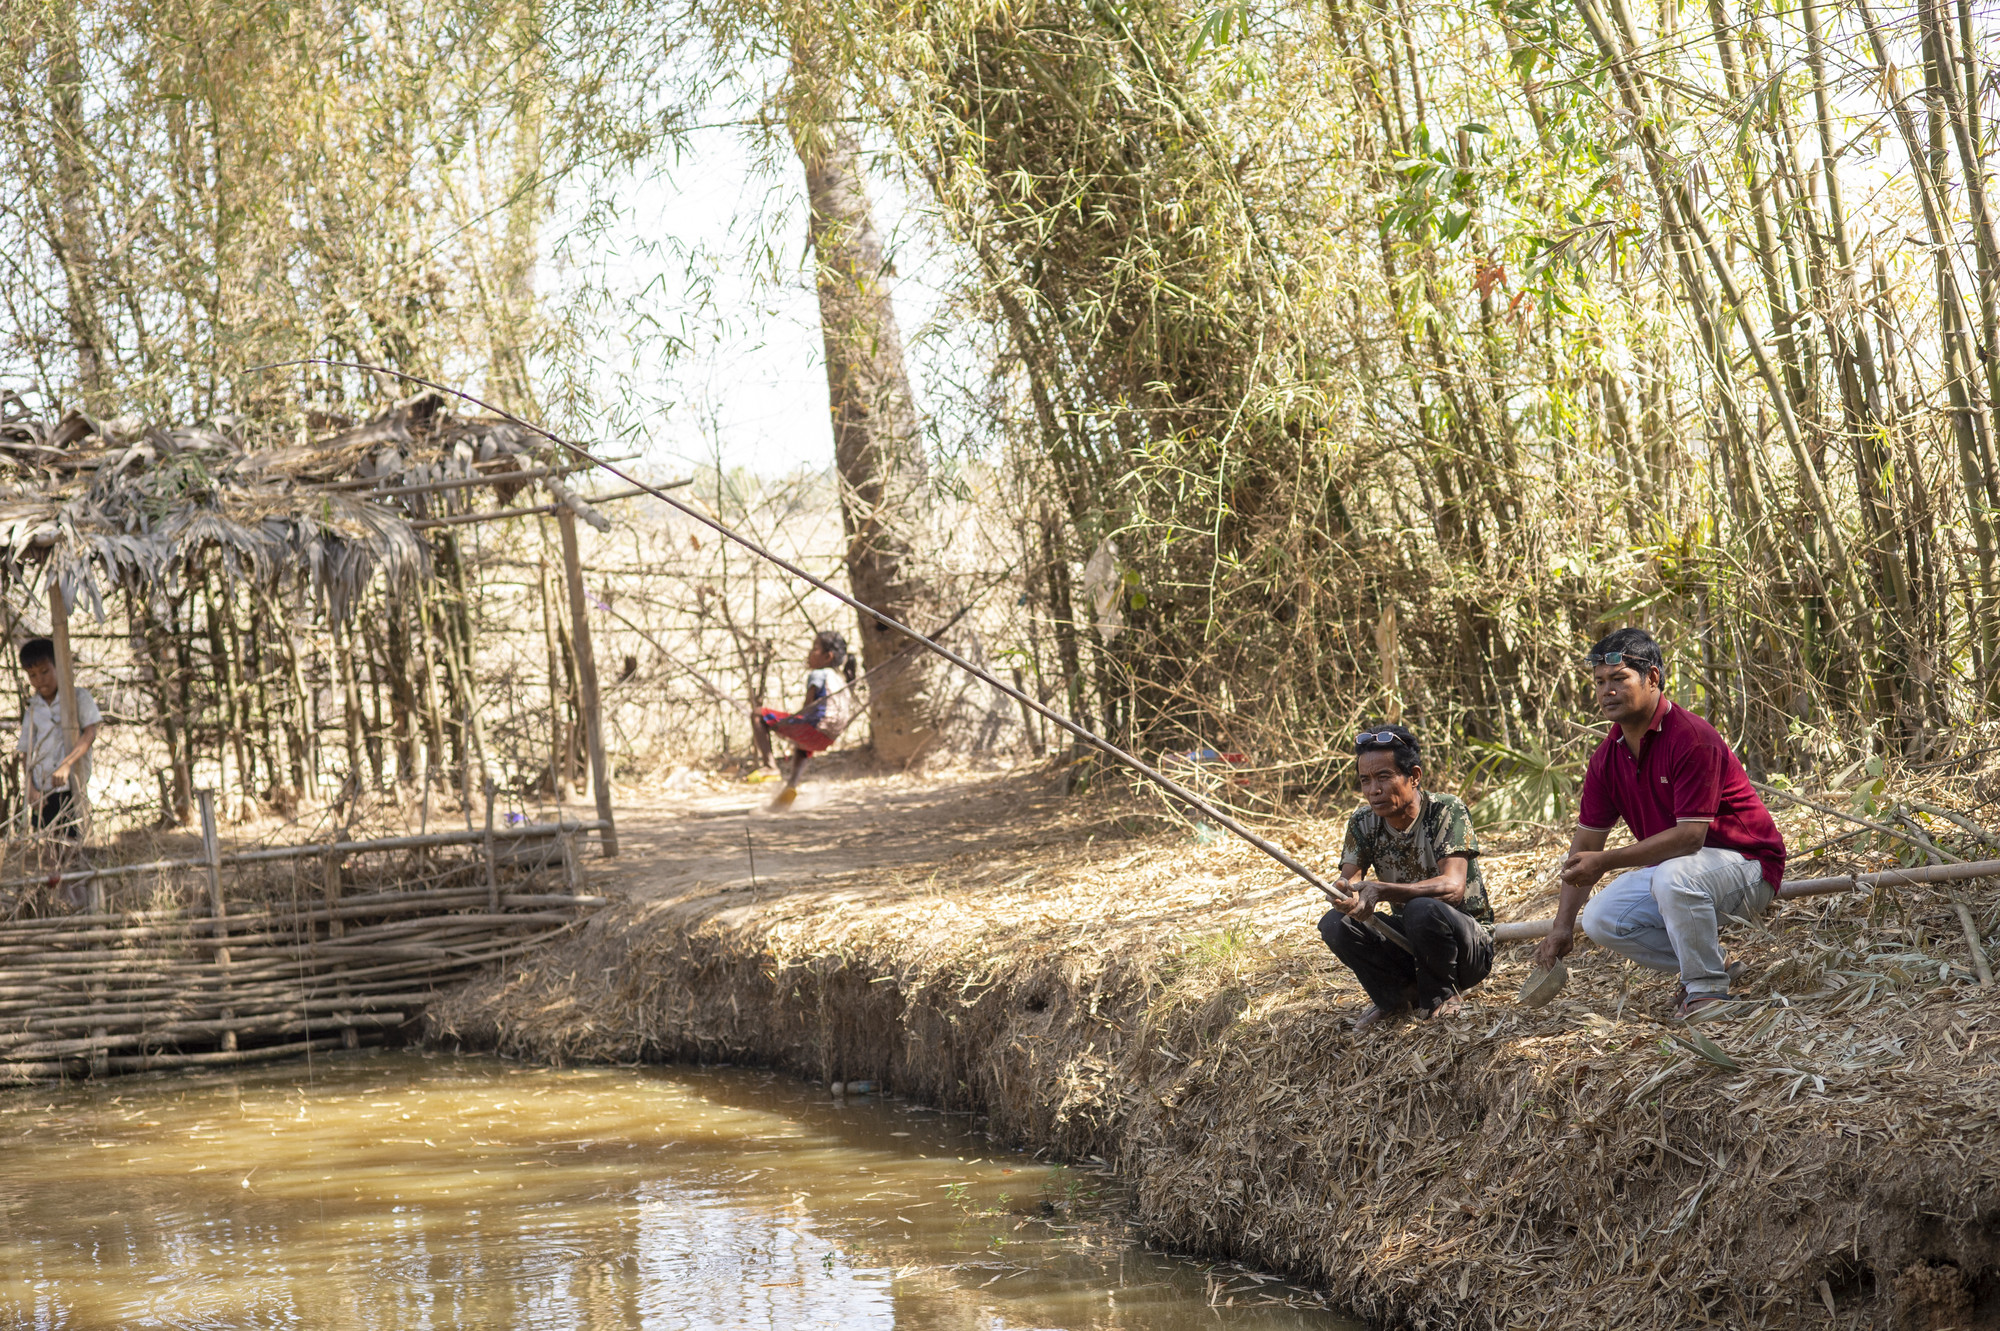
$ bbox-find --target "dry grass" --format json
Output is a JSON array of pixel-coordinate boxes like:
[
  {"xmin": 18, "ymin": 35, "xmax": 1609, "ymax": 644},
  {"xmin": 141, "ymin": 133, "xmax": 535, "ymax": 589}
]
[{"xmin": 428, "ymin": 768, "xmax": 2000, "ymax": 1328}]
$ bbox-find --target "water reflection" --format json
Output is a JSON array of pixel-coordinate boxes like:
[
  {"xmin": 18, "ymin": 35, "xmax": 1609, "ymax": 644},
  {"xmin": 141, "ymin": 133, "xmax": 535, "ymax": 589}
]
[{"xmin": 0, "ymin": 1051, "xmax": 1356, "ymax": 1330}]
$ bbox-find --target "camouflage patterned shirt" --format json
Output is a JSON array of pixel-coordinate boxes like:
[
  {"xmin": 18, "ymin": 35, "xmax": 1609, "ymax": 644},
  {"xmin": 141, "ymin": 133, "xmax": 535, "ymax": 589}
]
[{"xmin": 1339, "ymin": 791, "xmax": 1491, "ymax": 925}]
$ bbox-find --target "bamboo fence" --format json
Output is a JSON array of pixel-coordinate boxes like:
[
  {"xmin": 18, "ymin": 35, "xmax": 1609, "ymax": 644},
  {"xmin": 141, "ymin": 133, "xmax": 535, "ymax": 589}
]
[{"xmin": 0, "ymin": 792, "xmax": 607, "ymax": 1081}]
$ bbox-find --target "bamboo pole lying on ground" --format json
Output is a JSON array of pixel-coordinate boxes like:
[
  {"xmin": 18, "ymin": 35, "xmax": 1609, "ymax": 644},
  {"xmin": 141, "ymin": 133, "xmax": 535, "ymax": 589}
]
[{"xmin": 1490, "ymin": 857, "xmax": 2000, "ymax": 942}]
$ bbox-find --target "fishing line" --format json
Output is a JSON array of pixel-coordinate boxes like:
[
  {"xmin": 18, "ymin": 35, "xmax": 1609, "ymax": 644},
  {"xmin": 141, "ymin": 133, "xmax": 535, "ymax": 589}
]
[{"xmin": 249, "ymin": 357, "xmax": 1410, "ymax": 950}]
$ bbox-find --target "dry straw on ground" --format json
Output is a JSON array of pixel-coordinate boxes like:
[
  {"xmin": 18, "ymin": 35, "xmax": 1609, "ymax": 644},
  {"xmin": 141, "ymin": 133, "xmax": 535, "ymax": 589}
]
[{"xmin": 430, "ymin": 768, "xmax": 2000, "ymax": 1329}]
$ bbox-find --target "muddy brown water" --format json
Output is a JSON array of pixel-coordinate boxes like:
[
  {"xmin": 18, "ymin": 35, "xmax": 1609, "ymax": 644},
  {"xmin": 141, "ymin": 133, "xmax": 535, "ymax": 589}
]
[{"xmin": 0, "ymin": 1051, "xmax": 1361, "ymax": 1329}]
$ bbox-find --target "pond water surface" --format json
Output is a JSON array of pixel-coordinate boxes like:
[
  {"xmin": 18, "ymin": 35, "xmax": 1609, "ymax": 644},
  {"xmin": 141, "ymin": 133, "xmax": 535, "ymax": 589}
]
[{"xmin": 0, "ymin": 1051, "xmax": 1358, "ymax": 1330}]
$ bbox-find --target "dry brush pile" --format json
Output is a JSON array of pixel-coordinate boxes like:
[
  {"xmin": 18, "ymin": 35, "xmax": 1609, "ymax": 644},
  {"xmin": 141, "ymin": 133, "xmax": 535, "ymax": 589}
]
[{"xmin": 430, "ymin": 764, "xmax": 2000, "ymax": 1329}]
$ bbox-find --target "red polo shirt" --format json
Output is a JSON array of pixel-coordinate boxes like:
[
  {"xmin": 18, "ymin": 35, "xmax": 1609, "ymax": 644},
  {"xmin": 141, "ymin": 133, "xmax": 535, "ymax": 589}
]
[{"xmin": 1577, "ymin": 697, "xmax": 1786, "ymax": 889}]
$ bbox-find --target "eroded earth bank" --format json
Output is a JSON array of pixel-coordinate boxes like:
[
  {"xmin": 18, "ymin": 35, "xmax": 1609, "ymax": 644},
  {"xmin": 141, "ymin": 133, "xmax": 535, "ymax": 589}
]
[{"xmin": 429, "ymin": 765, "xmax": 2000, "ymax": 1330}]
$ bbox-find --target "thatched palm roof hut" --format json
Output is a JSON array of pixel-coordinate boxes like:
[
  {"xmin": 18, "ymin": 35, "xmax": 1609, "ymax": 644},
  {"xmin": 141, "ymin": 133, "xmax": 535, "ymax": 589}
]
[
  {"xmin": 0, "ymin": 389, "xmax": 615, "ymax": 845},
  {"xmin": 0, "ymin": 390, "xmax": 566, "ymax": 622}
]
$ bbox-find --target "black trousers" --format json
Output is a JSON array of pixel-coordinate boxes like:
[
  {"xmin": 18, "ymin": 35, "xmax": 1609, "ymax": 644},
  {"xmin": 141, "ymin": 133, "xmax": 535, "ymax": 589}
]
[
  {"xmin": 1319, "ymin": 896, "xmax": 1494, "ymax": 1013},
  {"xmin": 31, "ymin": 788, "xmax": 78, "ymax": 840}
]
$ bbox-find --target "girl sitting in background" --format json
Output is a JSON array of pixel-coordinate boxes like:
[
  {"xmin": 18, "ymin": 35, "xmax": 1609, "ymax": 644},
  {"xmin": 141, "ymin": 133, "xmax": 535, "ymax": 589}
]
[{"xmin": 753, "ymin": 629, "xmax": 858, "ymax": 806}]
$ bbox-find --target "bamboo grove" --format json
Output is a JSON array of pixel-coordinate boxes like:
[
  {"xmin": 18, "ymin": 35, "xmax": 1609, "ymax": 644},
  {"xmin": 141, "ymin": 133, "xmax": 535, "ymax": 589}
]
[
  {"xmin": 9, "ymin": 0, "xmax": 2000, "ymax": 806},
  {"xmin": 0, "ymin": 0, "xmax": 676, "ymax": 426},
  {"xmin": 766, "ymin": 0, "xmax": 2000, "ymax": 787}
]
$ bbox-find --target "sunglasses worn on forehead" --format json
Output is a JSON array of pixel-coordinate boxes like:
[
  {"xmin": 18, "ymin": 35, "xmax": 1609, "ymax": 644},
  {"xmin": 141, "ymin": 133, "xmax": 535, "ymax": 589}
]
[
  {"xmin": 1586, "ymin": 650, "xmax": 1658, "ymax": 670},
  {"xmin": 1355, "ymin": 731, "xmax": 1406, "ymax": 746}
]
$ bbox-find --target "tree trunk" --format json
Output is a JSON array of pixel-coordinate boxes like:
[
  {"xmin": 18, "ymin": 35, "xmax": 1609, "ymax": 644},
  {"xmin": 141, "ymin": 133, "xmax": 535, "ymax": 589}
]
[{"xmin": 789, "ymin": 77, "xmax": 942, "ymax": 766}]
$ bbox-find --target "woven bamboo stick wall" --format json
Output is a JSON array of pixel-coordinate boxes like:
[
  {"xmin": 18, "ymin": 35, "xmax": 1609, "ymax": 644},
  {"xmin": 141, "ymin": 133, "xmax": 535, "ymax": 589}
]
[{"xmin": 0, "ymin": 811, "xmax": 604, "ymax": 1080}]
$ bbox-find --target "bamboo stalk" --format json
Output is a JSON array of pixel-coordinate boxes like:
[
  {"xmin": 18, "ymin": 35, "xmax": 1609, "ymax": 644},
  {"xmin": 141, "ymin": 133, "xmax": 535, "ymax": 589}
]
[
  {"xmin": 334, "ymin": 615, "xmax": 366, "ymax": 790},
  {"xmin": 558, "ymin": 506, "xmax": 617, "ymax": 854},
  {"xmin": 482, "ymin": 777, "xmax": 499, "ymax": 911},
  {"xmin": 197, "ymin": 791, "xmax": 235, "ymax": 1052},
  {"xmin": 559, "ymin": 830, "xmax": 580, "ymax": 895},
  {"xmin": 0, "ymin": 1036, "xmax": 363, "ymax": 1080},
  {"xmin": 46, "ymin": 575, "xmax": 90, "ymax": 848},
  {"xmin": 408, "ymin": 490, "xmax": 653, "ymax": 530},
  {"xmin": 0, "ymin": 923, "xmax": 585, "ymax": 981},
  {"xmin": 1954, "ymin": 901, "xmax": 1994, "ymax": 987},
  {"xmin": 0, "ymin": 930, "xmax": 580, "ymax": 976},
  {"xmin": 0, "ymin": 818, "xmax": 608, "ymax": 894},
  {"xmin": 539, "ymin": 548, "xmax": 565, "ymax": 801},
  {"xmin": 304, "ymin": 460, "xmax": 578, "ymax": 496},
  {"xmin": 0, "ymin": 932, "xmax": 578, "ymax": 994},
  {"xmin": 325, "ymin": 842, "xmax": 356, "ymax": 1046},
  {"xmin": 0, "ymin": 882, "xmax": 598, "ymax": 946},
  {"xmin": 0, "ymin": 973, "xmax": 450, "ymax": 1018},
  {"xmin": 3, "ymin": 1011, "xmax": 406, "ymax": 1059},
  {"xmin": 2, "ymin": 993, "xmax": 444, "ymax": 1037}
]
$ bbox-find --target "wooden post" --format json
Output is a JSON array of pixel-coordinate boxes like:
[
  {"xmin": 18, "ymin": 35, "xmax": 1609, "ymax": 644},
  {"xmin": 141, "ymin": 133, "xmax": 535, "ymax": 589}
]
[
  {"xmin": 46, "ymin": 578, "xmax": 90, "ymax": 848},
  {"xmin": 286, "ymin": 627, "xmax": 319, "ymax": 804},
  {"xmin": 324, "ymin": 843, "xmax": 357, "ymax": 1049},
  {"xmin": 1955, "ymin": 899, "xmax": 1994, "ymax": 987},
  {"xmin": 198, "ymin": 790, "xmax": 236, "ymax": 1052},
  {"xmin": 333, "ymin": 618, "xmax": 365, "ymax": 791},
  {"xmin": 460, "ymin": 710, "xmax": 474, "ymax": 831},
  {"xmin": 559, "ymin": 829, "xmax": 581, "ymax": 895},
  {"xmin": 482, "ymin": 777, "xmax": 499, "ymax": 912},
  {"xmin": 557, "ymin": 507, "xmax": 617, "ymax": 856},
  {"xmin": 538, "ymin": 551, "xmax": 566, "ymax": 804}
]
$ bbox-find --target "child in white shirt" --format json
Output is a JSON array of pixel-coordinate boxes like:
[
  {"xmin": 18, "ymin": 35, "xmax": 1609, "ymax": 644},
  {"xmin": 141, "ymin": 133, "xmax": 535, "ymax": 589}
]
[{"xmin": 17, "ymin": 636, "xmax": 100, "ymax": 838}]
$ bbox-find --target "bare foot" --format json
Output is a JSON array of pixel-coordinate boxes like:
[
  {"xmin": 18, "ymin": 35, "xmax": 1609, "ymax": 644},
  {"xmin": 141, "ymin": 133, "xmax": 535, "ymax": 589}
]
[{"xmin": 1422, "ymin": 995, "xmax": 1466, "ymax": 1020}]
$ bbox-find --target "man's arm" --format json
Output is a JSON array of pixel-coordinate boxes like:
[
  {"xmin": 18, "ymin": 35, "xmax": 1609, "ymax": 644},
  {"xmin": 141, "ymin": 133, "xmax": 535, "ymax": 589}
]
[
  {"xmin": 1345, "ymin": 856, "xmax": 1469, "ymax": 916},
  {"xmin": 49, "ymin": 722, "xmax": 98, "ymax": 789},
  {"xmin": 1532, "ymin": 821, "xmax": 1708, "ymax": 965},
  {"xmin": 1568, "ymin": 819, "xmax": 1707, "ymax": 881}
]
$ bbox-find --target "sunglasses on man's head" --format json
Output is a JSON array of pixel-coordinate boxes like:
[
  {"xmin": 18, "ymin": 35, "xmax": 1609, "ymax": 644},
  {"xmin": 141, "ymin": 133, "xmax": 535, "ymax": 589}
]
[
  {"xmin": 1355, "ymin": 731, "xmax": 1404, "ymax": 746},
  {"xmin": 1586, "ymin": 650, "xmax": 1657, "ymax": 670}
]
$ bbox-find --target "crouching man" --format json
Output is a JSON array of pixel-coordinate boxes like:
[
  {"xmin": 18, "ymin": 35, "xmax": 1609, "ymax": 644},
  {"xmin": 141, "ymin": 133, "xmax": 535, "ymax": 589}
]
[
  {"xmin": 1533, "ymin": 629, "xmax": 1786, "ymax": 1019},
  {"xmin": 1319, "ymin": 724, "xmax": 1494, "ymax": 1030}
]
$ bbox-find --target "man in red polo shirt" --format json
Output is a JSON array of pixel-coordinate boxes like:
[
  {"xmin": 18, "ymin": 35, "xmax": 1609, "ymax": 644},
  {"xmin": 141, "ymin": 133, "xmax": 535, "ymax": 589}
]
[{"xmin": 1532, "ymin": 628, "xmax": 1785, "ymax": 1018}]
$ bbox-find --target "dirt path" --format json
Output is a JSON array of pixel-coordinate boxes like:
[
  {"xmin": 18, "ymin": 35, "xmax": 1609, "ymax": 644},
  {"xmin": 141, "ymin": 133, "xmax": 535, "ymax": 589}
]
[{"xmin": 583, "ymin": 760, "xmax": 1077, "ymax": 903}]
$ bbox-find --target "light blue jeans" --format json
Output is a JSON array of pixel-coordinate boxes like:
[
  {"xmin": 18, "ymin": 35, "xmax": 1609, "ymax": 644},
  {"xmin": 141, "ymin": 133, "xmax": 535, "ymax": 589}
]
[{"xmin": 1578, "ymin": 847, "xmax": 1773, "ymax": 997}]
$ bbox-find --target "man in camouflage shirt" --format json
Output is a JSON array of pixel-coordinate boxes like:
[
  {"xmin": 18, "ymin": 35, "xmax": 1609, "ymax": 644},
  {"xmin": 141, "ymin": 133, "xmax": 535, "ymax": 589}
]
[{"xmin": 1318, "ymin": 724, "xmax": 1495, "ymax": 1029}]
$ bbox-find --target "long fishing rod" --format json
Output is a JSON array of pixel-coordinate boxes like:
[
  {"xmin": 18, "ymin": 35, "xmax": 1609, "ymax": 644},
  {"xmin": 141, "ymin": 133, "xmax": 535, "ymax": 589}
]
[
  {"xmin": 603, "ymin": 598, "xmax": 980, "ymax": 715},
  {"xmin": 251, "ymin": 358, "xmax": 1412, "ymax": 952}
]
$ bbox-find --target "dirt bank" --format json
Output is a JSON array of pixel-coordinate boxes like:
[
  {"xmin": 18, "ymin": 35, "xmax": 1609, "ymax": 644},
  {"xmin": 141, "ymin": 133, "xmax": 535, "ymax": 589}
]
[{"xmin": 429, "ymin": 765, "xmax": 2000, "ymax": 1330}]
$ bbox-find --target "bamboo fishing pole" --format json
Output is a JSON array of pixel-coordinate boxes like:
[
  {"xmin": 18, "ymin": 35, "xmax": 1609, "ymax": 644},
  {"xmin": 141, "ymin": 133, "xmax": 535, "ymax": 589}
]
[{"xmin": 251, "ymin": 359, "xmax": 1415, "ymax": 954}]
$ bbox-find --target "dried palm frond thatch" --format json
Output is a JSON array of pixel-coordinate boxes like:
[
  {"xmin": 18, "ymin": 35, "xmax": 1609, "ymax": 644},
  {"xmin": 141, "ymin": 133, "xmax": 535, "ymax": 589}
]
[{"xmin": 0, "ymin": 391, "xmax": 544, "ymax": 619}]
